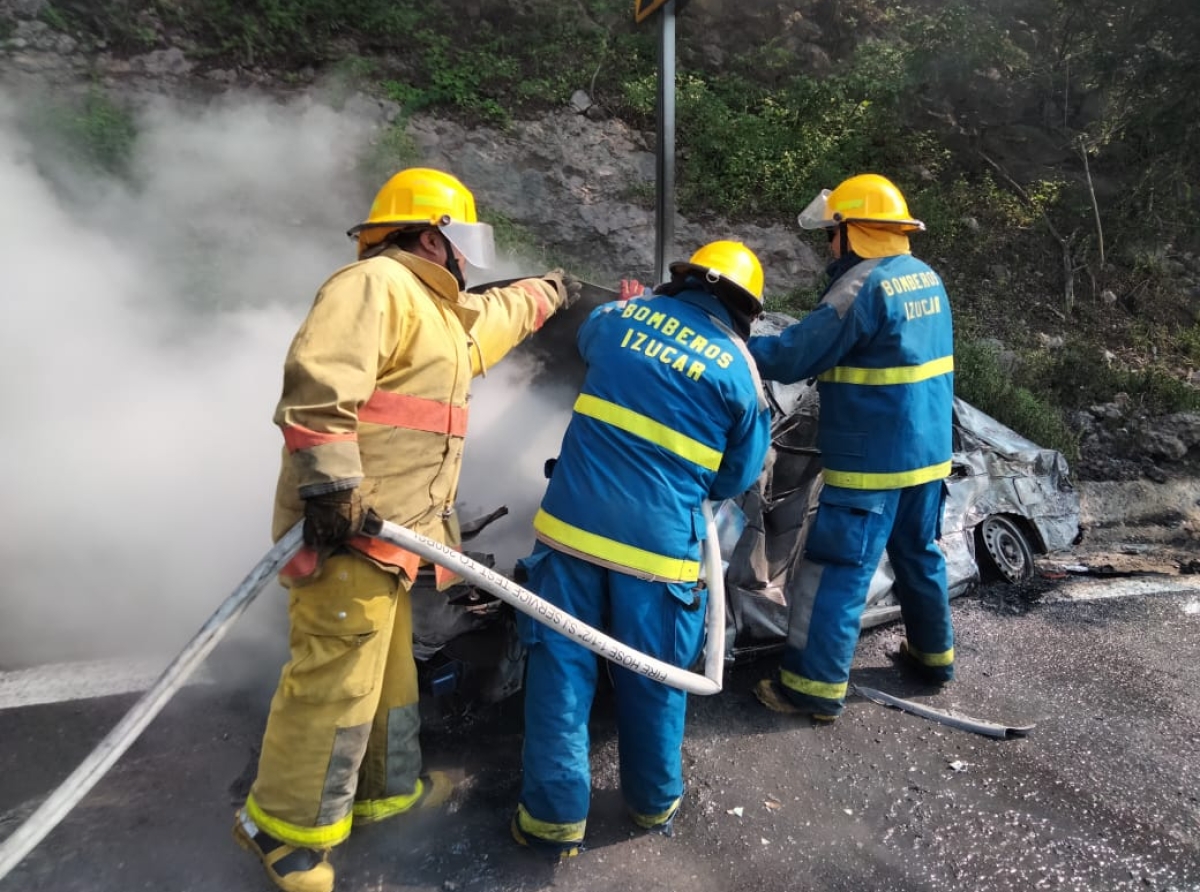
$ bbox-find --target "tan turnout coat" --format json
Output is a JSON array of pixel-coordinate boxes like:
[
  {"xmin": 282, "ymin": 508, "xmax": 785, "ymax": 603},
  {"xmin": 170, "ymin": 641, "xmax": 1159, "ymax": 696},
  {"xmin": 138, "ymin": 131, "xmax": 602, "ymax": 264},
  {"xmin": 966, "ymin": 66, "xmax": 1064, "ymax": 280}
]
[{"xmin": 272, "ymin": 246, "xmax": 562, "ymax": 585}]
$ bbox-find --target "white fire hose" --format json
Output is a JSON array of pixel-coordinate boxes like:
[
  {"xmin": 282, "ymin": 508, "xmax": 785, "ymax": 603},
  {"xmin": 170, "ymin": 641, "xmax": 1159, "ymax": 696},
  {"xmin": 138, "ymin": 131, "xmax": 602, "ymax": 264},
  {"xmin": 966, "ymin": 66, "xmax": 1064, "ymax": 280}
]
[
  {"xmin": 386, "ymin": 505, "xmax": 727, "ymax": 696},
  {"xmin": 0, "ymin": 505, "xmax": 725, "ymax": 881}
]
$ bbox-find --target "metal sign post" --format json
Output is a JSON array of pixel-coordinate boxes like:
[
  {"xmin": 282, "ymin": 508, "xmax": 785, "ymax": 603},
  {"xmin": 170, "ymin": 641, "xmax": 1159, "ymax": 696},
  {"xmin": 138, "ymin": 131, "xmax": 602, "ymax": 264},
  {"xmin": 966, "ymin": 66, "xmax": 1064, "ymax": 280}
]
[
  {"xmin": 654, "ymin": 1, "xmax": 676, "ymax": 284},
  {"xmin": 635, "ymin": 0, "xmax": 678, "ymax": 284}
]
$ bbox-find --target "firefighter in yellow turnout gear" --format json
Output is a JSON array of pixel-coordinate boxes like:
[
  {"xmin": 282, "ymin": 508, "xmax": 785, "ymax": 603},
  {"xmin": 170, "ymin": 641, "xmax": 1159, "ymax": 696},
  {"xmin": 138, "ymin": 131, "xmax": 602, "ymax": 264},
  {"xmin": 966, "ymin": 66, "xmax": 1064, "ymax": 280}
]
[{"xmin": 234, "ymin": 168, "xmax": 580, "ymax": 892}]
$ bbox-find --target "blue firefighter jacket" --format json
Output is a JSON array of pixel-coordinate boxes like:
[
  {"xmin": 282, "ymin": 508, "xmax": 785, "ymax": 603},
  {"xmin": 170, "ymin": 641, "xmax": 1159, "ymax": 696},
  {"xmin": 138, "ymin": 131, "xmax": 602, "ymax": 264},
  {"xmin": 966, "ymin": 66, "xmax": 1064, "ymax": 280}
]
[
  {"xmin": 748, "ymin": 254, "xmax": 954, "ymax": 490},
  {"xmin": 533, "ymin": 290, "xmax": 772, "ymax": 582}
]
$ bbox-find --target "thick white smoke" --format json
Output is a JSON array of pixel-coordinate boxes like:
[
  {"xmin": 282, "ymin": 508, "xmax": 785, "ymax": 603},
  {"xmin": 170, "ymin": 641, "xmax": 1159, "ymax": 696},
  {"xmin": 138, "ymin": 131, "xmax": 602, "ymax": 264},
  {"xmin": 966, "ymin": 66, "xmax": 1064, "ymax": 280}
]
[{"xmin": 0, "ymin": 88, "xmax": 572, "ymax": 673}]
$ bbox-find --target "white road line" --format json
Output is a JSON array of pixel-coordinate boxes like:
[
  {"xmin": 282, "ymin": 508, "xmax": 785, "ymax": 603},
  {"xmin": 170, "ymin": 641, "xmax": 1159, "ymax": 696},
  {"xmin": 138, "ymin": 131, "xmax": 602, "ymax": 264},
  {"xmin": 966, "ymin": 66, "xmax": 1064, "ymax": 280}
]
[
  {"xmin": 0, "ymin": 658, "xmax": 213, "ymax": 710},
  {"xmin": 1042, "ymin": 576, "xmax": 1200, "ymax": 604}
]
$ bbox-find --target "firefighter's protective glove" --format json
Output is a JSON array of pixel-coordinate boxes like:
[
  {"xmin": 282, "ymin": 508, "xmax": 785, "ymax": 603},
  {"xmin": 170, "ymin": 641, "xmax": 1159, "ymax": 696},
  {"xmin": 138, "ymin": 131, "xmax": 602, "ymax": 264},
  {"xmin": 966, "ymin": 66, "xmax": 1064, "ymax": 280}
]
[
  {"xmin": 302, "ymin": 489, "xmax": 382, "ymax": 550},
  {"xmin": 544, "ymin": 269, "xmax": 583, "ymax": 309},
  {"xmin": 619, "ymin": 279, "xmax": 645, "ymax": 301}
]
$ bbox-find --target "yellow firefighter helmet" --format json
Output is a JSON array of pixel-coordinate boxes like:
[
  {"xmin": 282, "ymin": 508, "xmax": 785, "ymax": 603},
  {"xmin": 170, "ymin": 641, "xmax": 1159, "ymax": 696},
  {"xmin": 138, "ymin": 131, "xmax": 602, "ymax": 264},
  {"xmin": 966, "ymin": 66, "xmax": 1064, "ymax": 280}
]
[
  {"xmin": 669, "ymin": 240, "xmax": 765, "ymax": 314},
  {"xmin": 347, "ymin": 167, "xmax": 495, "ymax": 267},
  {"xmin": 797, "ymin": 173, "xmax": 925, "ymax": 233}
]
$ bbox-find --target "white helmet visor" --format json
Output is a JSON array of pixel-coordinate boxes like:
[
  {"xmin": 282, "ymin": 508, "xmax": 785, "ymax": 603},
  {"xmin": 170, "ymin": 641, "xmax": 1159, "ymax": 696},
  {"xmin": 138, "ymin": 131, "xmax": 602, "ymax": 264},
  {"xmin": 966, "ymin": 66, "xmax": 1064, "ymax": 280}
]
[
  {"xmin": 440, "ymin": 220, "xmax": 496, "ymax": 269},
  {"xmin": 797, "ymin": 189, "xmax": 835, "ymax": 230}
]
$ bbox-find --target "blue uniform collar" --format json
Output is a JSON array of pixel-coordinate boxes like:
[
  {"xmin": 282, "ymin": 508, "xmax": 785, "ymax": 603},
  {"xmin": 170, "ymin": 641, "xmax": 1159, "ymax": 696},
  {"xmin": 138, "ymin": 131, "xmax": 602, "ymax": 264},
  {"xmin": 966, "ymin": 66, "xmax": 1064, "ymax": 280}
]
[
  {"xmin": 671, "ymin": 288, "xmax": 736, "ymax": 329},
  {"xmin": 822, "ymin": 252, "xmax": 865, "ymax": 296}
]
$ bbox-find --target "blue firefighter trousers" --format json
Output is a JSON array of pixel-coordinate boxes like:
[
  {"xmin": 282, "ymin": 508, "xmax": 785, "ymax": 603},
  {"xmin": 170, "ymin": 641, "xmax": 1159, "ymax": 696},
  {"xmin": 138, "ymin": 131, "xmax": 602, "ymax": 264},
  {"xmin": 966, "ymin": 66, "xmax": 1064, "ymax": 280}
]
[
  {"xmin": 778, "ymin": 479, "xmax": 954, "ymax": 716},
  {"xmin": 515, "ymin": 544, "xmax": 707, "ymax": 846}
]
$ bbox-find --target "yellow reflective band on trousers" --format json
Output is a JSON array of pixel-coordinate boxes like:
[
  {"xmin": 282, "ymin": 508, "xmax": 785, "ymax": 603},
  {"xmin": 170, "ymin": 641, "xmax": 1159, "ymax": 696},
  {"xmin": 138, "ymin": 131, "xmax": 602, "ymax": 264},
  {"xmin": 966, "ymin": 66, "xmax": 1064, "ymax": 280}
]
[
  {"xmin": 822, "ymin": 460, "xmax": 952, "ymax": 490},
  {"xmin": 817, "ymin": 355, "xmax": 954, "ymax": 386},
  {"xmin": 629, "ymin": 797, "xmax": 681, "ymax": 829},
  {"xmin": 780, "ymin": 668, "xmax": 848, "ymax": 701},
  {"xmin": 906, "ymin": 642, "xmax": 955, "ymax": 667},
  {"xmin": 351, "ymin": 779, "xmax": 426, "ymax": 822},
  {"xmin": 573, "ymin": 393, "xmax": 723, "ymax": 471},
  {"xmin": 534, "ymin": 508, "xmax": 701, "ymax": 582},
  {"xmin": 517, "ymin": 803, "xmax": 586, "ymax": 843},
  {"xmin": 245, "ymin": 793, "xmax": 350, "ymax": 849}
]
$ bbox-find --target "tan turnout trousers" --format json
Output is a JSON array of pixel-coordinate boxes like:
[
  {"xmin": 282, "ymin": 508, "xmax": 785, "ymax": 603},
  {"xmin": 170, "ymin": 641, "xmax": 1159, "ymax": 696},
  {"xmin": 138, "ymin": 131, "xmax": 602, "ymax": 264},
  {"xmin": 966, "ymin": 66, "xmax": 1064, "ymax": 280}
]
[{"xmin": 245, "ymin": 554, "xmax": 423, "ymax": 848}]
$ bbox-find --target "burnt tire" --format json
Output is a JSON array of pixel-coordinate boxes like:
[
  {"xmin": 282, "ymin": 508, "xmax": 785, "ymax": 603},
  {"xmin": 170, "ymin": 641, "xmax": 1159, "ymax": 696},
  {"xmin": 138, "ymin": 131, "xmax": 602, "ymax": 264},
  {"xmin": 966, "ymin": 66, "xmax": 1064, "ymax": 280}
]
[{"xmin": 977, "ymin": 515, "xmax": 1035, "ymax": 584}]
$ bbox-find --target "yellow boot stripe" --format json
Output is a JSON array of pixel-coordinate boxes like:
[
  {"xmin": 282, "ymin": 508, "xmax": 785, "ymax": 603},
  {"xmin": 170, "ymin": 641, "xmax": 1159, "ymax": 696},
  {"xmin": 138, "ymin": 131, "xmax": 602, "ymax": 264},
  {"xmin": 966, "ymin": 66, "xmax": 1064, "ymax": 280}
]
[
  {"xmin": 630, "ymin": 797, "xmax": 680, "ymax": 829},
  {"xmin": 245, "ymin": 793, "xmax": 350, "ymax": 849},
  {"xmin": 352, "ymin": 778, "xmax": 426, "ymax": 822},
  {"xmin": 780, "ymin": 669, "xmax": 848, "ymax": 701},
  {"xmin": 516, "ymin": 803, "xmax": 586, "ymax": 843},
  {"xmin": 906, "ymin": 642, "xmax": 955, "ymax": 666}
]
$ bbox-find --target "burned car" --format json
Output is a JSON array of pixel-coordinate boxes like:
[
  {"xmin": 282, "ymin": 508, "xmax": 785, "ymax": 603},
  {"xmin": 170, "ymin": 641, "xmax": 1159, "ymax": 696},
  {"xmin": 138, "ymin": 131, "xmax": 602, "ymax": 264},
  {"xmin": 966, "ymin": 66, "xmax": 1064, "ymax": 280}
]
[{"xmin": 413, "ymin": 305, "xmax": 1082, "ymax": 708}]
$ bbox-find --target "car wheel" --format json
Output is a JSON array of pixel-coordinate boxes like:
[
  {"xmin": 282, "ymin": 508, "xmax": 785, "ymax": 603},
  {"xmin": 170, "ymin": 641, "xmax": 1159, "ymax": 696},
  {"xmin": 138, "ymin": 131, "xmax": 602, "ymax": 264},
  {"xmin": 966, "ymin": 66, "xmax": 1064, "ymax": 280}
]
[{"xmin": 977, "ymin": 515, "xmax": 1035, "ymax": 584}]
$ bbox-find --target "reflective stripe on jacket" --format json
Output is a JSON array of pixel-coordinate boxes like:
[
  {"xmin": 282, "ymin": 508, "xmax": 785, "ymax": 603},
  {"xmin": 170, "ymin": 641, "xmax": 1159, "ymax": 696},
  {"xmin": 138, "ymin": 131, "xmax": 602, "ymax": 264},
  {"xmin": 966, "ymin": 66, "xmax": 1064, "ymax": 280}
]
[
  {"xmin": 534, "ymin": 290, "xmax": 772, "ymax": 582},
  {"xmin": 747, "ymin": 253, "xmax": 954, "ymax": 490},
  {"xmin": 272, "ymin": 247, "xmax": 560, "ymax": 583}
]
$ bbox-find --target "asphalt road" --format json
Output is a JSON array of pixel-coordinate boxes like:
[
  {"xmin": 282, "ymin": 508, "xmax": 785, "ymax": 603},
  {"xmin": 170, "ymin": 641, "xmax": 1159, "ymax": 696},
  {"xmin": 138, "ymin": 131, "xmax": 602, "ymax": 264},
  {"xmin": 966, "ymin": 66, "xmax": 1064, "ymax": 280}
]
[{"xmin": 2, "ymin": 570, "xmax": 1198, "ymax": 892}]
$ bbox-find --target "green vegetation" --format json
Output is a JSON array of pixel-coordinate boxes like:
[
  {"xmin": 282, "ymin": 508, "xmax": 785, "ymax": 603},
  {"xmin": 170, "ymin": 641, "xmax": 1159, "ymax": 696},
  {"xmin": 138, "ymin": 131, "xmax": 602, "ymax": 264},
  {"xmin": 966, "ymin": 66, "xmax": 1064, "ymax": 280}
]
[
  {"xmin": 25, "ymin": 0, "xmax": 1200, "ymax": 451},
  {"xmin": 626, "ymin": 58, "xmax": 917, "ymax": 217},
  {"xmin": 162, "ymin": 0, "xmax": 423, "ymax": 65},
  {"xmin": 28, "ymin": 88, "xmax": 138, "ymax": 177},
  {"xmin": 379, "ymin": 26, "xmax": 515, "ymax": 125},
  {"xmin": 954, "ymin": 338, "xmax": 1200, "ymax": 460},
  {"xmin": 482, "ymin": 210, "xmax": 556, "ymax": 271},
  {"xmin": 765, "ymin": 284, "xmax": 824, "ymax": 317},
  {"xmin": 955, "ymin": 341, "xmax": 1081, "ymax": 459},
  {"xmin": 40, "ymin": 2, "xmax": 157, "ymax": 51},
  {"xmin": 1033, "ymin": 345, "xmax": 1200, "ymax": 417},
  {"xmin": 356, "ymin": 120, "xmax": 420, "ymax": 189},
  {"xmin": 37, "ymin": 4, "xmax": 71, "ymax": 34}
]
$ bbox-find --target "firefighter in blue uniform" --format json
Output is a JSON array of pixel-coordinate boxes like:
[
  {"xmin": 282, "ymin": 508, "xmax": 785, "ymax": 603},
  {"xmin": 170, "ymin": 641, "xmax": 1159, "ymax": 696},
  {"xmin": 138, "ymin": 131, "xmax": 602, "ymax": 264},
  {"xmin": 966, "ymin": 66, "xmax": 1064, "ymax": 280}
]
[
  {"xmin": 512, "ymin": 241, "xmax": 773, "ymax": 857},
  {"xmin": 750, "ymin": 173, "xmax": 956, "ymax": 721}
]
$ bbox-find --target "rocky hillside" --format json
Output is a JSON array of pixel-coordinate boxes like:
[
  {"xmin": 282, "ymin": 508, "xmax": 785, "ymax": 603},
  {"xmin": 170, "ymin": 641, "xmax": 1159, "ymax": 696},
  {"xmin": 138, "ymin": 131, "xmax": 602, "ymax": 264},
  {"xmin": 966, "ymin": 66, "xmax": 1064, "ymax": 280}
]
[{"xmin": 2, "ymin": 0, "xmax": 1199, "ymax": 483}]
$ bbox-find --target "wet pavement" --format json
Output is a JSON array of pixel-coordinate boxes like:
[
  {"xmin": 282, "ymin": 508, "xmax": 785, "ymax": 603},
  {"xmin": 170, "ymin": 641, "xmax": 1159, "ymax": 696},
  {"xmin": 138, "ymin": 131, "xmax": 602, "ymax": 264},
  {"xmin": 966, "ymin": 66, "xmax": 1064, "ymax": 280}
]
[{"xmin": 2, "ymin": 572, "xmax": 1199, "ymax": 892}]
